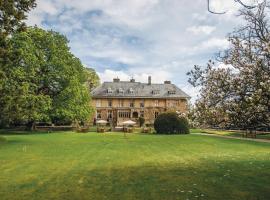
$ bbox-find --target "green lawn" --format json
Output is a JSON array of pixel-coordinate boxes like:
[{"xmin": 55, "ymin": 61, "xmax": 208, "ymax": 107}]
[
  {"xmin": 191, "ymin": 129, "xmax": 270, "ymax": 140},
  {"xmin": 0, "ymin": 132, "xmax": 270, "ymax": 200}
]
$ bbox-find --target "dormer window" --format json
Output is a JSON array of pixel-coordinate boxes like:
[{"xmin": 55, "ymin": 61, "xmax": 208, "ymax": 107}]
[
  {"xmin": 107, "ymin": 87, "xmax": 113, "ymax": 94},
  {"xmin": 168, "ymin": 90, "xmax": 176, "ymax": 95},
  {"xmin": 129, "ymin": 88, "xmax": 134, "ymax": 94},
  {"xmin": 152, "ymin": 90, "xmax": 160, "ymax": 95},
  {"xmin": 118, "ymin": 88, "xmax": 124, "ymax": 94}
]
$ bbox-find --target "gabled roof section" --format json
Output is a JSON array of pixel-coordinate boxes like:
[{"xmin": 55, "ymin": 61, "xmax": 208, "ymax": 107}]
[{"xmin": 91, "ymin": 80, "xmax": 191, "ymax": 99}]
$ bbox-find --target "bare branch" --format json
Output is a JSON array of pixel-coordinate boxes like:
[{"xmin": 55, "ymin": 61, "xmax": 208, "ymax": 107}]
[
  {"xmin": 207, "ymin": 0, "xmax": 259, "ymax": 14},
  {"xmin": 234, "ymin": 0, "xmax": 257, "ymax": 9}
]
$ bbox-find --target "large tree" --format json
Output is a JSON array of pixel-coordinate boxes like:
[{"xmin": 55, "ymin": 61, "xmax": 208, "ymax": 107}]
[
  {"xmin": 0, "ymin": 0, "xmax": 37, "ymax": 127},
  {"xmin": 188, "ymin": 1, "xmax": 270, "ymax": 130},
  {"xmin": 1, "ymin": 27, "xmax": 95, "ymax": 128}
]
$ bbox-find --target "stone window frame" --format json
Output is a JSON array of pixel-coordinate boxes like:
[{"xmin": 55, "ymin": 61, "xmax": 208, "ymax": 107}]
[
  {"xmin": 107, "ymin": 110, "xmax": 113, "ymax": 119},
  {"xmin": 154, "ymin": 100, "xmax": 159, "ymax": 107},
  {"xmin": 96, "ymin": 110, "xmax": 101, "ymax": 119},
  {"xmin": 154, "ymin": 111, "xmax": 159, "ymax": 119},
  {"xmin": 108, "ymin": 99, "xmax": 112, "ymax": 107},
  {"xmin": 140, "ymin": 99, "xmax": 145, "ymax": 108},
  {"xmin": 118, "ymin": 99, "xmax": 124, "ymax": 107},
  {"xmin": 96, "ymin": 100, "xmax": 101, "ymax": 107},
  {"xmin": 118, "ymin": 111, "xmax": 131, "ymax": 118}
]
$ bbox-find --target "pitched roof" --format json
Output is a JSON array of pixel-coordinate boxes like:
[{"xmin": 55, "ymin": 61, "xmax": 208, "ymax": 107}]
[{"xmin": 91, "ymin": 81, "xmax": 191, "ymax": 99}]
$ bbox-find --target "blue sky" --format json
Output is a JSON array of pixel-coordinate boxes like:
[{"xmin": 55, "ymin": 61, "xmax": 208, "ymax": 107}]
[{"xmin": 27, "ymin": 0, "xmax": 257, "ymax": 100}]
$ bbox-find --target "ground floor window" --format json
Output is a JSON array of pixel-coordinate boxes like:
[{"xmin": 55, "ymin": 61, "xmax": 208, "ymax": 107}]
[
  {"xmin": 140, "ymin": 111, "xmax": 144, "ymax": 118},
  {"xmin": 107, "ymin": 110, "xmax": 112, "ymax": 119},
  {"xmin": 133, "ymin": 111, "xmax": 138, "ymax": 118},
  {"xmin": 96, "ymin": 110, "xmax": 101, "ymax": 119},
  {"xmin": 118, "ymin": 111, "xmax": 131, "ymax": 118},
  {"xmin": 154, "ymin": 112, "xmax": 159, "ymax": 119}
]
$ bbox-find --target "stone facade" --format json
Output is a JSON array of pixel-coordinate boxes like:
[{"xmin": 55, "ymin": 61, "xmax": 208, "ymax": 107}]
[{"xmin": 91, "ymin": 77, "xmax": 190, "ymax": 126}]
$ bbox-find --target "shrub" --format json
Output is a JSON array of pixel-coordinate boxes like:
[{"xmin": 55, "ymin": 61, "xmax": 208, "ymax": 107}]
[{"xmin": 154, "ymin": 112, "xmax": 190, "ymax": 134}]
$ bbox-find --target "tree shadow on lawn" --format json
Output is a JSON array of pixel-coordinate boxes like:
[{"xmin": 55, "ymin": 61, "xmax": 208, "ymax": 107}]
[{"xmin": 2, "ymin": 159, "xmax": 270, "ymax": 200}]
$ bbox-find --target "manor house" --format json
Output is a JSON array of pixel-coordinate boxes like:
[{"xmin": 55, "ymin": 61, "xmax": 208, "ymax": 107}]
[{"xmin": 91, "ymin": 76, "xmax": 190, "ymax": 126}]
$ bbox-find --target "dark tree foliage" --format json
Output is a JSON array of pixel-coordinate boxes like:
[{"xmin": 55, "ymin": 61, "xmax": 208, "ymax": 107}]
[
  {"xmin": 0, "ymin": 0, "xmax": 36, "ymax": 127},
  {"xmin": 139, "ymin": 117, "xmax": 145, "ymax": 127},
  {"xmin": 0, "ymin": 27, "xmax": 94, "ymax": 128},
  {"xmin": 0, "ymin": 0, "xmax": 36, "ymax": 58},
  {"xmin": 154, "ymin": 112, "xmax": 190, "ymax": 134}
]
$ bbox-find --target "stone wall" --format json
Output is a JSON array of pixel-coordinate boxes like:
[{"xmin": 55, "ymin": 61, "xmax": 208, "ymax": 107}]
[{"xmin": 92, "ymin": 98, "xmax": 188, "ymax": 126}]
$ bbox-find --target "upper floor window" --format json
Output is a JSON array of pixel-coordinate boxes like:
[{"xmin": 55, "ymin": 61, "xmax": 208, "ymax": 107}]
[
  {"xmin": 108, "ymin": 100, "xmax": 112, "ymax": 107},
  {"xmin": 154, "ymin": 100, "xmax": 159, "ymax": 107},
  {"xmin": 130, "ymin": 100, "xmax": 134, "ymax": 107},
  {"xmin": 118, "ymin": 99, "xmax": 124, "ymax": 107},
  {"xmin": 140, "ymin": 100, "xmax": 144, "ymax": 108},
  {"xmin": 96, "ymin": 100, "xmax": 101, "ymax": 107},
  {"xmin": 167, "ymin": 100, "xmax": 177, "ymax": 107}
]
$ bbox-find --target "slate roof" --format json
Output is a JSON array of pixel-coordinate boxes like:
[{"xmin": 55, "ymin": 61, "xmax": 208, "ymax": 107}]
[{"xmin": 91, "ymin": 81, "xmax": 191, "ymax": 99}]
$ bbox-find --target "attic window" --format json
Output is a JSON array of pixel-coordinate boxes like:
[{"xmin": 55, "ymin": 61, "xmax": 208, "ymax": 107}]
[
  {"xmin": 168, "ymin": 90, "xmax": 176, "ymax": 95},
  {"xmin": 118, "ymin": 88, "xmax": 124, "ymax": 94},
  {"xmin": 107, "ymin": 88, "xmax": 113, "ymax": 94},
  {"xmin": 129, "ymin": 88, "xmax": 134, "ymax": 94},
  {"xmin": 152, "ymin": 90, "xmax": 160, "ymax": 95}
]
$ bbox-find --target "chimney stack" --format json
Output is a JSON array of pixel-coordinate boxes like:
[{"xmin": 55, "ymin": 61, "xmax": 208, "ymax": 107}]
[
  {"xmin": 113, "ymin": 77, "xmax": 120, "ymax": 83},
  {"xmin": 164, "ymin": 80, "xmax": 171, "ymax": 84},
  {"xmin": 130, "ymin": 77, "xmax": 135, "ymax": 82},
  {"xmin": 148, "ymin": 76, "xmax": 151, "ymax": 85}
]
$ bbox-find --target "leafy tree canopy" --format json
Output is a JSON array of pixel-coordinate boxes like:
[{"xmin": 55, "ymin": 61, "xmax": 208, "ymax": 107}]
[
  {"xmin": 0, "ymin": 27, "xmax": 96, "ymax": 127},
  {"xmin": 84, "ymin": 67, "xmax": 100, "ymax": 91}
]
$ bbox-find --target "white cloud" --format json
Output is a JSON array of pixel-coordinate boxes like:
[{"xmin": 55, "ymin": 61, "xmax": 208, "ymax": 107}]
[
  {"xmin": 26, "ymin": 0, "xmax": 251, "ymax": 102},
  {"xmin": 187, "ymin": 25, "xmax": 216, "ymax": 35},
  {"xmin": 200, "ymin": 37, "xmax": 229, "ymax": 49},
  {"xmin": 98, "ymin": 69, "xmax": 172, "ymax": 84}
]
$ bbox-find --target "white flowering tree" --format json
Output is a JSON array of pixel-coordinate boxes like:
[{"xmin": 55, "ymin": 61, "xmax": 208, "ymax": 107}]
[{"xmin": 188, "ymin": 1, "xmax": 270, "ymax": 130}]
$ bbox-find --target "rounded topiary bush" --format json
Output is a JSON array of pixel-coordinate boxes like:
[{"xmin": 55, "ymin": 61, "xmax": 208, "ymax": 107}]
[{"xmin": 154, "ymin": 112, "xmax": 190, "ymax": 134}]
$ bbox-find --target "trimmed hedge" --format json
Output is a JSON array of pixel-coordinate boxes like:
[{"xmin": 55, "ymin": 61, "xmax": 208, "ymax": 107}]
[{"xmin": 154, "ymin": 112, "xmax": 190, "ymax": 134}]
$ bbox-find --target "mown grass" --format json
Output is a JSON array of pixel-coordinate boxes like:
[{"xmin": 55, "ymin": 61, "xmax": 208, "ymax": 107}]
[
  {"xmin": 0, "ymin": 132, "xmax": 270, "ymax": 200},
  {"xmin": 0, "ymin": 136, "xmax": 6, "ymax": 143},
  {"xmin": 191, "ymin": 128, "xmax": 270, "ymax": 140}
]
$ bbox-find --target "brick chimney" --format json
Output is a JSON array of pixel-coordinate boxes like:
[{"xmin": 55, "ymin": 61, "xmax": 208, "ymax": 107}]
[
  {"xmin": 148, "ymin": 76, "xmax": 151, "ymax": 85},
  {"xmin": 130, "ymin": 78, "xmax": 135, "ymax": 82}
]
